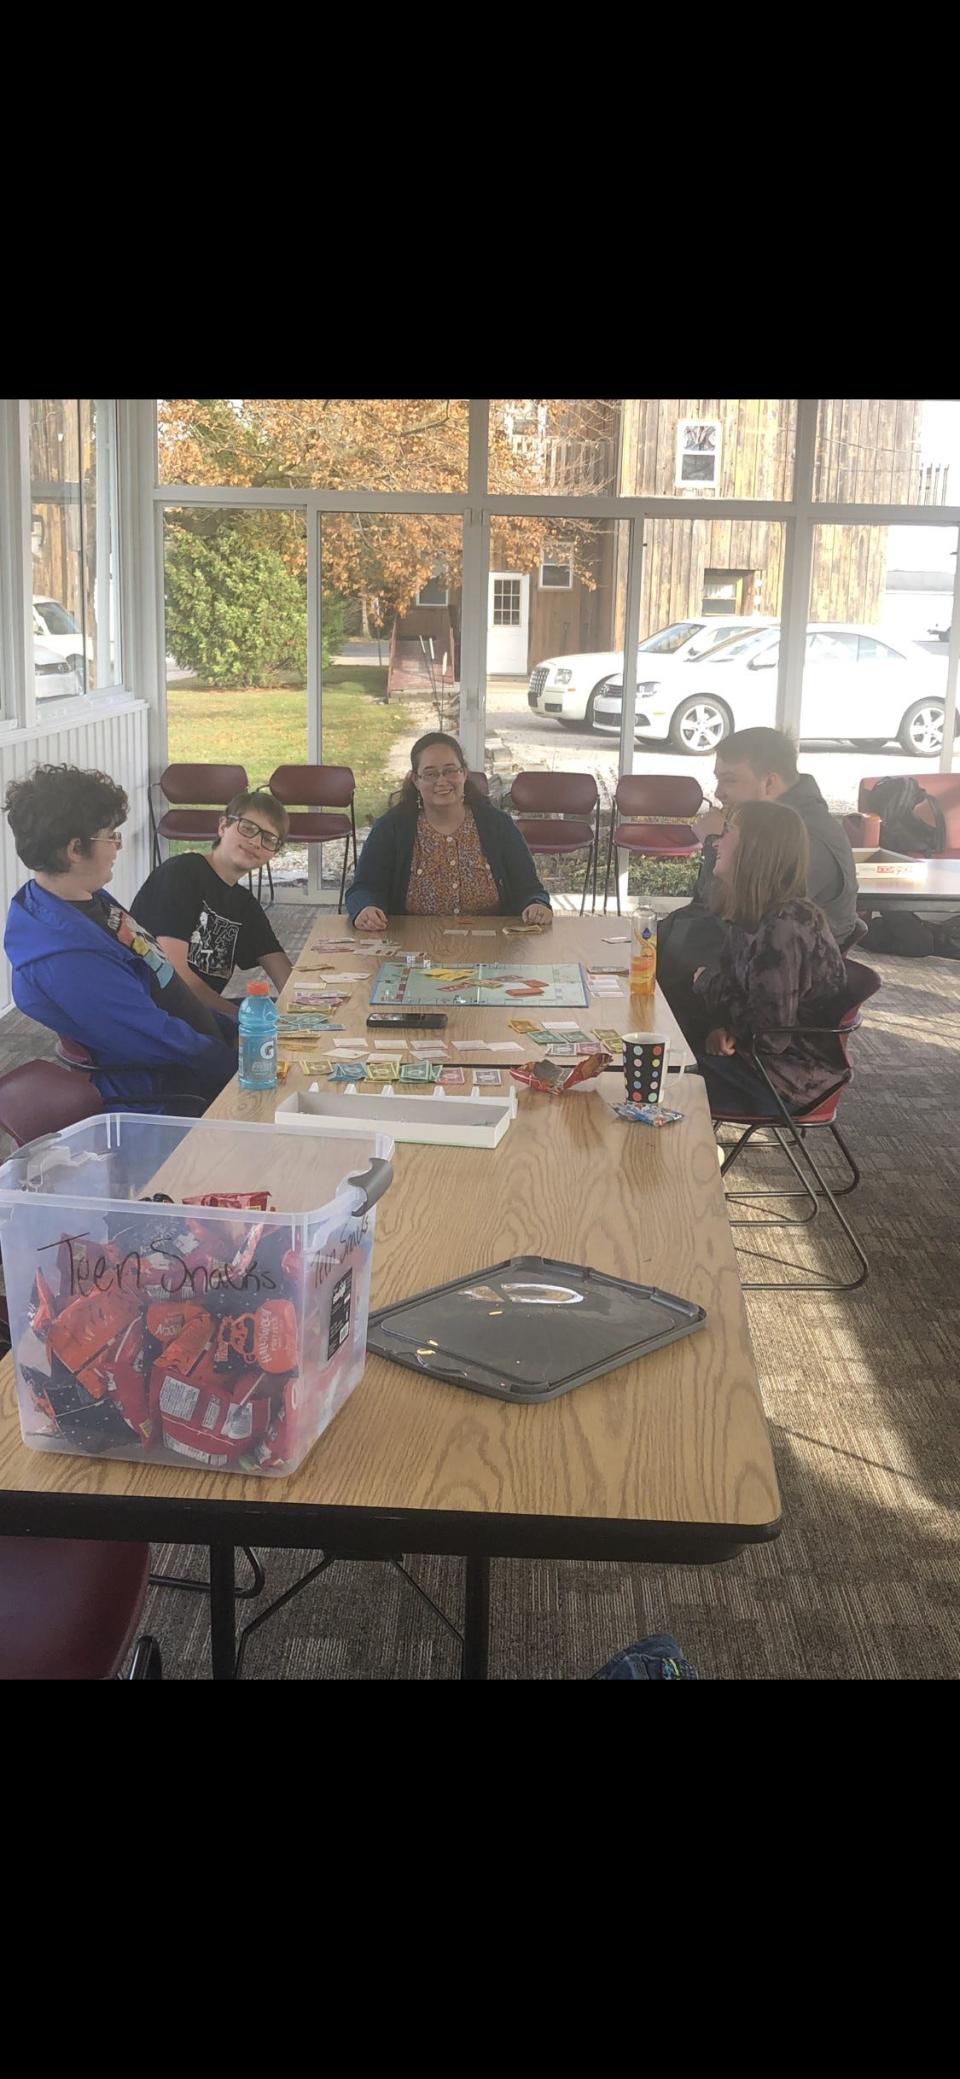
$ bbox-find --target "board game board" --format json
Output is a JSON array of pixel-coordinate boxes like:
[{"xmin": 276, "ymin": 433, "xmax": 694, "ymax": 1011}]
[{"xmin": 369, "ymin": 960, "xmax": 590, "ymax": 1008}]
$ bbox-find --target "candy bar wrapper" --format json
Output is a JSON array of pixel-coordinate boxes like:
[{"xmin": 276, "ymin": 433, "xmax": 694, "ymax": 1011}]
[
  {"xmin": 614, "ymin": 1102, "xmax": 684, "ymax": 1128},
  {"xmin": 182, "ymin": 1191, "xmax": 274, "ymax": 1211},
  {"xmin": 510, "ymin": 1049, "xmax": 611, "ymax": 1095}
]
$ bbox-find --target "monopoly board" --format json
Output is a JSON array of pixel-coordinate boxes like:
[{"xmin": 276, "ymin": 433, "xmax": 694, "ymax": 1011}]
[{"xmin": 368, "ymin": 960, "xmax": 590, "ymax": 1008}]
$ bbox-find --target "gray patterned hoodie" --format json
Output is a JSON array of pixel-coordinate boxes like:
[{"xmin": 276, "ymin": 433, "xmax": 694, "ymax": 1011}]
[{"xmin": 693, "ymin": 897, "xmax": 847, "ymax": 1105}]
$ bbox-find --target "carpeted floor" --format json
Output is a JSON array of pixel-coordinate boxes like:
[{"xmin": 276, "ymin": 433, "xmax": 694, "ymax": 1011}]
[{"xmin": 2, "ymin": 904, "xmax": 958, "ymax": 1680}]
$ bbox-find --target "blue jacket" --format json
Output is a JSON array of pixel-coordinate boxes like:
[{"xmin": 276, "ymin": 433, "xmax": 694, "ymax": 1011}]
[
  {"xmin": 4, "ymin": 880, "xmax": 237, "ymax": 1113},
  {"xmin": 345, "ymin": 800, "xmax": 552, "ymax": 922}
]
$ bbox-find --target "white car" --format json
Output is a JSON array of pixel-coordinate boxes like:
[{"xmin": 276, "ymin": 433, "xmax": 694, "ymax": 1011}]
[
  {"xmin": 33, "ymin": 596, "xmax": 92, "ymax": 681},
  {"xmin": 526, "ymin": 616, "xmax": 768, "ymax": 730},
  {"xmin": 34, "ymin": 642, "xmax": 81, "ymax": 700},
  {"xmin": 593, "ymin": 622, "xmax": 953, "ymax": 756}
]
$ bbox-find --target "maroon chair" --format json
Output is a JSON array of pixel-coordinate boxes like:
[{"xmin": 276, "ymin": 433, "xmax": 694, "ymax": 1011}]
[
  {"xmin": 152, "ymin": 763, "xmax": 249, "ymax": 867},
  {"xmin": 267, "ymin": 765, "xmax": 358, "ymax": 911},
  {"xmin": 54, "ymin": 1036, "xmax": 99, "ymax": 1075},
  {"xmin": 0, "ymin": 1541, "xmax": 161, "ymax": 1679},
  {"xmin": 0, "ymin": 1067, "xmax": 158, "ymax": 1677},
  {"xmin": 467, "ymin": 770, "xmax": 489, "ymax": 797},
  {"xmin": 509, "ymin": 772, "xmax": 601, "ymax": 914},
  {"xmin": 603, "ymin": 776, "xmax": 704, "ymax": 913},
  {"xmin": 712, "ymin": 959, "xmax": 882, "ymax": 1294},
  {"xmin": 0, "ymin": 1060, "xmax": 103, "ymax": 1144}
]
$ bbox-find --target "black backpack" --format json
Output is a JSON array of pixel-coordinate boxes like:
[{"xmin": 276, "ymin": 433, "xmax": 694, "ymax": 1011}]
[{"xmin": 867, "ymin": 776, "xmax": 947, "ymax": 857}]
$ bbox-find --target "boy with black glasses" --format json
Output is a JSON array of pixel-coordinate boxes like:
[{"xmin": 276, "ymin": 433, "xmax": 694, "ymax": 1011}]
[{"xmin": 132, "ymin": 788, "xmax": 293, "ymax": 1020}]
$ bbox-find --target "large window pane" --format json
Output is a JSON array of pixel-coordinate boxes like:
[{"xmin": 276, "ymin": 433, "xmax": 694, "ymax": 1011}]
[
  {"xmin": 619, "ymin": 401, "xmax": 796, "ymax": 499},
  {"xmin": 30, "ymin": 399, "xmax": 117, "ymax": 698},
  {"xmin": 158, "ymin": 400, "xmax": 468, "ymax": 492},
  {"xmin": 800, "ymin": 523, "xmax": 958, "ymax": 814},
  {"xmin": 489, "ymin": 401, "xmax": 620, "ymax": 495},
  {"xmin": 483, "ymin": 514, "xmax": 626, "ymax": 897},
  {"xmin": 164, "ymin": 505, "xmax": 308, "ymax": 829},
  {"xmin": 814, "ymin": 401, "xmax": 960, "ymax": 505},
  {"xmin": 321, "ymin": 512, "xmax": 462, "ymax": 845}
]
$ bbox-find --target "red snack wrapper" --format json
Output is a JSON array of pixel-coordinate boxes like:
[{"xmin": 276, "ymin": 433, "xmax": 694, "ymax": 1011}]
[
  {"xmin": 510, "ymin": 1049, "xmax": 611, "ymax": 1095},
  {"xmin": 153, "ymin": 1350, "xmax": 275, "ymax": 1466},
  {"xmin": 213, "ymin": 1300, "xmax": 299, "ymax": 1376},
  {"xmin": 30, "ymin": 1271, "xmax": 58, "ymax": 1341},
  {"xmin": 48, "ymin": 1289, "xmax": 141, "ymax": 1376},
  {"xmin": 182, "ymin": 1192, "xmax": 274, "ymax": 1211},
  {"xmin": 145, "ymin": 1300, "xmax": 212, "ymax": 1345}
]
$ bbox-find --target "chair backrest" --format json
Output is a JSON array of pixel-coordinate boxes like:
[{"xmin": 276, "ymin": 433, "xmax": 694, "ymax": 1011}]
[
  {"xmin": 511, "ymin": 770, "xmax": 599, "ymax": 816},
  {"xmin": 268, "ymin": 764, "xmax": 356, "ymax": 809},
  {"xmin": 467, "ymin": 770, "xmax": 489, "ymax": 797},
  {"xmin": 56, "ymin": 1035, "xmax": 98, "ymax": 1071},
  {"xmin": 0, "ymin": 1060, "xmax": 103, "ymax": 1148},
  {"xmin": 615, "ymin": 775, "xmax": 703, "ymax": 820},
  {"xmin": 159, "ymin": 763, "xmax": 248, "ymax": 807}
]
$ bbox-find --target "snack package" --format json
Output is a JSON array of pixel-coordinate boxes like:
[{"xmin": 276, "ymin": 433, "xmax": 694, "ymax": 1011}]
[
  {"xmin": 614, "ymin": 1102, "xmax": 684, "ymax": 1128},
  {"xmin": 510, "ymin": 1050, "xmax": 611, "ymax": 1095}
]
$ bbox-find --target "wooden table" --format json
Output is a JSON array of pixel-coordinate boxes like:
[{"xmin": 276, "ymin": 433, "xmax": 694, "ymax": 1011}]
[
  {"xmin": 278, "ymin": 912, "xmax": 695, "ymax": 1073},
  {"xmin": 855, "ymin": 852, "xmax": 960, "ymax": 909},
  {"xmin": 0, "ymin": 914, "xmax": 778, "ymax": 1678}
]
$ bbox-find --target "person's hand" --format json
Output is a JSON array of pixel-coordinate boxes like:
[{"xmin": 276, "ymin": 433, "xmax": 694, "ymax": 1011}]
[
  {"xmin": 695, "ymin": 806, "xmax": 726, "ymax": 840},
  {"xmin": 521, "ymin": 903, "xmax": 552, "ymax": 926},
  {"xmin": 705, "ymin": 1026, "xmax": 737, "ymax": 1056},
  {"xmin": 354, "ymin": 906, "xmax": 387, "ymax": 932}
]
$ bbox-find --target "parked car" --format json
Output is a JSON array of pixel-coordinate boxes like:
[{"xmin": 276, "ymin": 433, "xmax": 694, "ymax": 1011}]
[
  {"xmin": 593, "ymin": 622, "xmax": 954, "ymax": 756},
  {"xmin": 34, "ymin": 642, "xmax": 81, "ymax": 700},
  {"xmin": 526, "ymin": 617, "xmax": 769, "ymax": 730},
  {"xmin": 33, "ymin": 596, "xmax": 92, "ymax": 681}
]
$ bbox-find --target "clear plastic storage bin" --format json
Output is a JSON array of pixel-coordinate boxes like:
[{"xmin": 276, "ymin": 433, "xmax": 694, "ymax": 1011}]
[{"xmin": 0, "ymin": 1113, "xmax": 393, "ymax": 1477}]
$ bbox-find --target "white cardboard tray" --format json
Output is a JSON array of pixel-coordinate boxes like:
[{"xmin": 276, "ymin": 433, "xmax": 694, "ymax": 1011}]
[{"xmin": 275, "ymin": 1084, "xmax": 517, "ymax": 1149}]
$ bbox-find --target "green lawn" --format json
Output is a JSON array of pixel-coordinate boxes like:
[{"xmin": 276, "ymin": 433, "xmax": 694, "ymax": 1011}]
[{"xmin": 166, "ymin": 666, "xmax": 407, "ymax": 826}]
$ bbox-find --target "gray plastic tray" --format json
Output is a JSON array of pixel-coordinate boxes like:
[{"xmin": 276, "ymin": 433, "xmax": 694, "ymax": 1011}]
[{"xmin": 366, "ymin": 1254, "xmax": 706, "ymax": 1402}]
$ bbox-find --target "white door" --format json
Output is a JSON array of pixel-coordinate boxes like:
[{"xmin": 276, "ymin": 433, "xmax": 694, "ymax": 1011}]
[{"xmin": 487, "ymin": 572, "xmax": 530, "ymax": 674}]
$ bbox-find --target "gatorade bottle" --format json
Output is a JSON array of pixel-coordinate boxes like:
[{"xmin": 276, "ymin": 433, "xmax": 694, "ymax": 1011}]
[{"xmin": 238, "ymin": 980, "xmax": 278, "ymax": 1092}]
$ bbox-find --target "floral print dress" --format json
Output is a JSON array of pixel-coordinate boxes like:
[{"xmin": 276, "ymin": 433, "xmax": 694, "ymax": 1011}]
[{"xmin": 405, "ymin": 810, "xmax": 501, "ymax": 916}]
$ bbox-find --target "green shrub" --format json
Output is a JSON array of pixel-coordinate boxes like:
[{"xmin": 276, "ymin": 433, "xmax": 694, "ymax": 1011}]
[{"xmin": 165, "ymin": 527, "xmax": 311, "ymax": 688}]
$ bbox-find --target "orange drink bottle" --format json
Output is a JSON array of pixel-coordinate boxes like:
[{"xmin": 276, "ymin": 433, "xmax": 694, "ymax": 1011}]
[{"xmin": 630, "ymin": 908, "xmax": 657, "ymax": 995}]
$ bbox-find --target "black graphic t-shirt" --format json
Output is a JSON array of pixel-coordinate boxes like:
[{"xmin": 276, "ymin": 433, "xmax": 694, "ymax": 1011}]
[{"xmin": 131, "ymin": 852, "xmax": 282, "ymax": 994}]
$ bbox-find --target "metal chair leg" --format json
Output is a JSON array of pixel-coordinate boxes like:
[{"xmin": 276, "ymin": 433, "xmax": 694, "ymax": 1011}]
[
  {"xmin": 726, "ymin": 1063, "xmax": 869, "ymax": 1292},
  {"xmin": 602, "ymin": 821, "xmax": 617, "ymax": 913},
  {"xmin": 338, "ymin": 836, "xmax": 350, "ymax": 913},
  {"xmin": 149, "ymin": 1545, "xmax": 266, "ymax": 1602},
  {"xmin": 579, "ymin": 841, "xmax": 594, "ymax": 916}
]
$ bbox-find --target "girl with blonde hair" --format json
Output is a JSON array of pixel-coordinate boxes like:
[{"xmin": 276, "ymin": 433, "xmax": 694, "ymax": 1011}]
[{"xmin": 692, "ymin": 797, "xmax": 846, "ymax": 1115}]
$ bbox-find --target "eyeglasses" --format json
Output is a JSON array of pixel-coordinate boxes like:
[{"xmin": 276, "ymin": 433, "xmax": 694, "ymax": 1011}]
[
  {"xmin": 96, "ymin": 829, "xmax": 124, "ymax": 848},
  {"xmin": 418, "ymin": 765, "xmax": 463, "ymax": 783},
  {"xmin": 228, "ymin": 816, "xmax": 283, "ymax": 853}
]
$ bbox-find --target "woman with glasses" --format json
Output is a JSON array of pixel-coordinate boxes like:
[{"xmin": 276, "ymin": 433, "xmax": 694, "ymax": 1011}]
[
  {"xmin": 4, "ymin": 763, "xmax": 237, "ymax": 1113},
  {"xmin": 132, "ymin": 788, "xmax": 293, "ymax": 1019},
  {"xmin": 347, "ymin": 733, "xmax": 552, "ymax": 930}
]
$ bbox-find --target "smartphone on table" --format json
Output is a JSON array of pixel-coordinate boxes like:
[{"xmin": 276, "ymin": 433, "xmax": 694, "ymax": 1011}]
[{"xmin": 367, "ymin": 1011, "xmax": 449, "ymax": 1030}]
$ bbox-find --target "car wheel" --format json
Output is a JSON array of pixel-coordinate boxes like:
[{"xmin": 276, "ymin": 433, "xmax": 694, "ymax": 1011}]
[
  {"xmin": 668, "ymin": 696, "xmax": 732, "ymax": 754},
  {"xmin": 898, "ymin": 700, "xmax": 945, "ymax": 756}
]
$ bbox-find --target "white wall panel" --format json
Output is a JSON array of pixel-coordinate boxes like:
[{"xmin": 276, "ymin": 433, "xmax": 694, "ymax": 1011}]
[{"xmin": 0, "ymin": 699, "xmax": 150, "ymax": 1020}]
